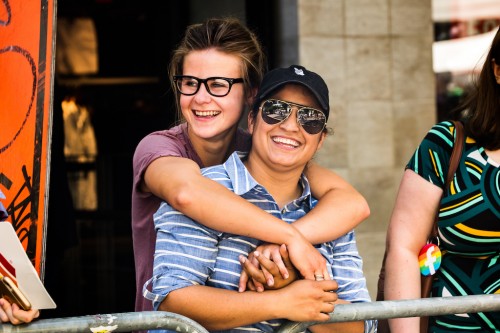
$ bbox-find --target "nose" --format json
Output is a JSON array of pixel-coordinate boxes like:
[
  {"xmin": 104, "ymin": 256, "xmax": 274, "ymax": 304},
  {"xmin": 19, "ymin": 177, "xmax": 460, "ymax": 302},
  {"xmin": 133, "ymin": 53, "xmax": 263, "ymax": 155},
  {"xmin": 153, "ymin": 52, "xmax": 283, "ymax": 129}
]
[
  {"xmin": 279, "ymin": 109, "xmax": 300, "ymax": 132},
  {"xmin": 193, "ymin": 82, "xmax": 212, "ymax": 103}
]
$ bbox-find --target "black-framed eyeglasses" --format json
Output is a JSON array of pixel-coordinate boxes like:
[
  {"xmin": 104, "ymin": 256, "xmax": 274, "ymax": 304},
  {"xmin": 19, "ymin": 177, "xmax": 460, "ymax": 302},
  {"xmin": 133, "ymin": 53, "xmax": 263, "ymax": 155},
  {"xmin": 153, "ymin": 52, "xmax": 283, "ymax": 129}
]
[
  {"xmin": 260, "ymin": 99, "xmax": 327, "ymax": 135},
  {"xmin": 173, "ymin": 75, "xmax": 244, "ymax": 97}
]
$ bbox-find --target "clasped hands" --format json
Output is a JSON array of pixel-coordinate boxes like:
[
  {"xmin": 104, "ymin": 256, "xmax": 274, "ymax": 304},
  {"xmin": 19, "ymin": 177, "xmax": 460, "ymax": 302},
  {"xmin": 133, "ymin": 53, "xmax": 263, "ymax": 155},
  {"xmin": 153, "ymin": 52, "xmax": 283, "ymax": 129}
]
[{"xmin": 238, "ymin": 243, "xmax": 334, "ymax": 292}]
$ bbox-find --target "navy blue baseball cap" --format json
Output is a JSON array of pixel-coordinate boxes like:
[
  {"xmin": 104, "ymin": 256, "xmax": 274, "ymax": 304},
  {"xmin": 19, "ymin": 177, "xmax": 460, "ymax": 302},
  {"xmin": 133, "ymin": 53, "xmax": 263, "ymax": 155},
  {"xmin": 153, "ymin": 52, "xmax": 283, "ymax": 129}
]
[{"xmin": 254, "ymin": 65, "xmax": 330, "ymax": 120}]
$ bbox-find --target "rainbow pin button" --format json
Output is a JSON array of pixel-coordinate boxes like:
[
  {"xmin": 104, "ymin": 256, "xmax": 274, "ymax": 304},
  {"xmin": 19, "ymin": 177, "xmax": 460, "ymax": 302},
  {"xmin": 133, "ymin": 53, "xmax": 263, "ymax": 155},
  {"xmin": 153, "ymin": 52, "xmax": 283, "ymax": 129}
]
[{"xmin": 418, "ymin": 243, "xmax": 442, "ymax": 276}]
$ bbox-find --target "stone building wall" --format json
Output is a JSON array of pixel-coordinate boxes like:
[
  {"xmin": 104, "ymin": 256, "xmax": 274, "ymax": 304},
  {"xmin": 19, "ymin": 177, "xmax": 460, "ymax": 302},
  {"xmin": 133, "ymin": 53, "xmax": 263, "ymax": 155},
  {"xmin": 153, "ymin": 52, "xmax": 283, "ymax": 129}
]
[{"xmin": 297, "ymin": 0, "xmax": 436, "ymax": 297}]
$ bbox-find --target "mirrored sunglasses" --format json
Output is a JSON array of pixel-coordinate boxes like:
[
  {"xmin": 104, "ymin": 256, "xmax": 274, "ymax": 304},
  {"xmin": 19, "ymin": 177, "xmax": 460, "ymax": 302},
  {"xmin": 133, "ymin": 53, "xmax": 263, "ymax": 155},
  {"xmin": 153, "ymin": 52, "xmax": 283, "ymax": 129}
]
[{"xmin": 260, "ymin": 99, "xmax": 327, "ymax": 135}]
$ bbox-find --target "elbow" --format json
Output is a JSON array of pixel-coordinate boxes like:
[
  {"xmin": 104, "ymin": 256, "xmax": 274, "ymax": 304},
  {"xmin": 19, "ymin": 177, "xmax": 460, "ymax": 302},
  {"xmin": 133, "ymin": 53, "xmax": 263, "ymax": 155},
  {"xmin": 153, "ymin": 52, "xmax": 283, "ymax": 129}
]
[
  {"xmin": 166, "ymin": 179, "xmax": 198, "ymax": 211},
  {"xmin": 356, "ymin": 195, "xmax": 371, "ymax": 222}
]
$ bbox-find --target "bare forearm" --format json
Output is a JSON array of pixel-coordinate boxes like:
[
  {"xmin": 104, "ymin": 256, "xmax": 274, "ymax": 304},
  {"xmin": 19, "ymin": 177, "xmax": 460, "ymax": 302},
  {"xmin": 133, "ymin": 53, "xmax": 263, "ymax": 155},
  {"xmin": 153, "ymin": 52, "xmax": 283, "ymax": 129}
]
[
  {"xmin": 383, "ymin": 171, "xmax": 442, "ymax": 333},
  {"xmin": 299, "ymin": 161, "xmax": 369, "ymax": 244},
  {"xmin": 159, "ymin": 286, "xmax": 280, "ymax": 330},
  {"xmin": 293, "ymin": 188, "xmax": 369, "ymax": 244},
  {"xmin": 170, "ymin": 175, "xmax": 302, "ymax": 243},
  {"xmin": 145, "ymin": 157, "xmax": 300, "ymax": 245},
  {"xmin": 159, "ymin": 280, "xmax": 337, "ymax": 330},
  {"xmin": 310, "ymin": 322, "xmax": 364, "ymax": 333},
  {"xmin": 145, "ymin": 157, "xmax": 330, "ymax": 279},
  {"xmin": 385, "ymin": 249, "xmax": 422, "ymax": 332}
]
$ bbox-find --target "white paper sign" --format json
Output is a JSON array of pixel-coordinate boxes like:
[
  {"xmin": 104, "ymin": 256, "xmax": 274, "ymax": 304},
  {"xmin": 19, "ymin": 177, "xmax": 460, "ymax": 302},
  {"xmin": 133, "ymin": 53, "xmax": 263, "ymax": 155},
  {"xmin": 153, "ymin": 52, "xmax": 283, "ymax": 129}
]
[{"xmin": 0, "ymin": 222, "xmax": 56, "ymax": 309}]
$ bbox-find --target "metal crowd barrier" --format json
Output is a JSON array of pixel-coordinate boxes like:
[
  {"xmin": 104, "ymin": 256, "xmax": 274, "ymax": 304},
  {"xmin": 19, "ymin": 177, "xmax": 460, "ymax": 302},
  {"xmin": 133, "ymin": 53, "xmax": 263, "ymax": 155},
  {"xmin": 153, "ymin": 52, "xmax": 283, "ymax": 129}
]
[
  {"xmin": 278, "ymin": 294, "xmax": 500, "ymax": 333},
  {"xmin": 2, "ymin": 295, "xmax": 500, "ymax": 332},
  {"xmin": 0, "ymin": 311, "xmax": 208, "ymax": 333}
]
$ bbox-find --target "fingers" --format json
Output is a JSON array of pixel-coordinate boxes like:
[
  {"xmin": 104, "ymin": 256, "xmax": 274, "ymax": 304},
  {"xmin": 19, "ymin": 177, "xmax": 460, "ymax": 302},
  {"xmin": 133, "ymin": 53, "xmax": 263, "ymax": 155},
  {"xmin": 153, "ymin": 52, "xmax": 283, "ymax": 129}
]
[
  {"xmin": 314, "ymin": 256, "xmax": 331, "ymax": 282},
  {"xmin": 247, "ymin": 279, "xmax": 257, "ymax": 291},
  {"xmin": 238, "ymin": 263, "xmax": 249, "ymax": 292},
  {"xmin": 253, "ymin": 251, "xmax": 275, "ymax": 287},
  {"xmin": 322, "ymin": 266, "xmax": 331, "ymax": 281},
  {"xmin": 287, "ymin": 237, "xmax": 328, "ymax": 280},
  {"xmin": 282, "ymin": 280, "xmax": 338, "ymax": 323},
  {"xmin": 314, "ymin": 270, "xmax": 331, "ymax": 281},
  {"xmin": 316, "ymin": 281, "xmax": 338, "ymax": 315},
  {"xmin": 0, "ymin": 298, "xmax": 39, "ymax": 325},
  {"xmin": 0, "ymin": 299, "xmax": 20, "ymax": 325},
  {"xmin": 11, "ymin": 303, "xmax": 40, "ymax": 323},
  {"xmin": 0, "ymin": 299, "xmax": 9, "ymax": 323},
  {"xmin": 319, "ymin": 279, "xmax": 338, "ymax": 294},
  {"xmin": 321, "ymin": 301, "xmax": 335, "ymax": 315},
  {"xmin": 268, "ymin": 245, "xmax": 288, "ymax": 279},
  {"xmin": 314, "ymin": 274, "xmax": 325, "ymax": 281},
  {"xmin": 279, "ymin": 244, "xmax": 291, "ymax": 265},
  {"xmin": 239, "ymin": 255, "xmax": 266, "ymax": 292}
]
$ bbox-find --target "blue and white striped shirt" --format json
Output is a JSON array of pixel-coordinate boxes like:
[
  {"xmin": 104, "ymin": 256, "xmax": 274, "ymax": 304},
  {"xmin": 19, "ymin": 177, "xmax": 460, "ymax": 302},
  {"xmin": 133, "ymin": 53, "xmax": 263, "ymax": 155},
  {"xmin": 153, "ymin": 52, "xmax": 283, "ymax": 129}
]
[{"xmin": 145, "ymin": 151, "xmax": 375, "ymax": 333}]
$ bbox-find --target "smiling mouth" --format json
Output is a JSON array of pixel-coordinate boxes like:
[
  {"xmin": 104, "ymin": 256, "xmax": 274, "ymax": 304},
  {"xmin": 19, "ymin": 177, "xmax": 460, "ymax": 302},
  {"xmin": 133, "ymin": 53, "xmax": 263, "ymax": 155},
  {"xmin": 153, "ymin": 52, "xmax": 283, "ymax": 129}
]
[
  {"xmin": 194, "ymin": 110, "xmax": 221, "ymax": 117},
  {"xmin": 272, "ymin": 136, "xmax": 300, "ymax": 148}
]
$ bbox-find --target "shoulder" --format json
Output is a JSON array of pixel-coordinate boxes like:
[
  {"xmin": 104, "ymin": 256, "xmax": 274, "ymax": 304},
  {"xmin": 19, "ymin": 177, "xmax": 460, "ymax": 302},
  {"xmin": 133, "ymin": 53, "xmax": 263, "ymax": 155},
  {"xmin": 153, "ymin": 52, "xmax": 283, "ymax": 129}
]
[
  {"xmin": 424, "ymin": 121, "xmax": 458, "ymax": 148},
  {"xmin": 137, "ymin": 124, "xmax": 186, "ymax": 147},
  {"xmin": 406, "ymin": 121, "xmax": 461, "ymax": 188},
  {"xmin": 133, "ymin": 124, "xmax": 188, "ymax": 162}
]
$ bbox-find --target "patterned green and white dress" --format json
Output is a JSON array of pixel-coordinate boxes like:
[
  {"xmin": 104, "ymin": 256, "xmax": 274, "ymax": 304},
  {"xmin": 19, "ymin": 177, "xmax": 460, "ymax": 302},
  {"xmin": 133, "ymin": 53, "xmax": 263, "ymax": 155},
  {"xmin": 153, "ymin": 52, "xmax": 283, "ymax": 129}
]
[{"xmin": 407, "ymin": 120, "xmax": 500, "ymax": 332}]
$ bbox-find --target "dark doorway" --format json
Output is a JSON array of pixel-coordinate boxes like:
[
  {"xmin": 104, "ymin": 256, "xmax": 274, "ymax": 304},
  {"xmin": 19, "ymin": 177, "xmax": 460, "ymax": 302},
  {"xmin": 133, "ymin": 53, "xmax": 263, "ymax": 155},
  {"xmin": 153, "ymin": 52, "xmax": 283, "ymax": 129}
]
[{"xmin": 43, "ymin": 0, "xmax": 282, "ymax": 320}]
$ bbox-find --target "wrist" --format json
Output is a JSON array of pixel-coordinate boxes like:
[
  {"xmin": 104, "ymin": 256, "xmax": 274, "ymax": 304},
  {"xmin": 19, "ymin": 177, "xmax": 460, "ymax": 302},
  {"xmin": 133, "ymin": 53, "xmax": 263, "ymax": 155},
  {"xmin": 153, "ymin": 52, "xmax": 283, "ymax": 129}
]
[
  {"xmin": 284, "ymin": 227, "xmax": 307, "ymax": 247},
  {"xmin": 262, "ymin": 290, "xmax": 284, "ymax": 319}
]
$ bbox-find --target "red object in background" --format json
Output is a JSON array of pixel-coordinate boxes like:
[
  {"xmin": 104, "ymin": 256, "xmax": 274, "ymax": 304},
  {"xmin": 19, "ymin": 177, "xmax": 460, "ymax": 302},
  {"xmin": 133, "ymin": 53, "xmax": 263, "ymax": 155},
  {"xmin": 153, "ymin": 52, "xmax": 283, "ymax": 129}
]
[
  {"xmin": 0, "ymin": 0, "xmax": 56, "ymax": 278},
  {"xmin": 0, "ymin": 252, "xmax": 17, "ymax": 285}
]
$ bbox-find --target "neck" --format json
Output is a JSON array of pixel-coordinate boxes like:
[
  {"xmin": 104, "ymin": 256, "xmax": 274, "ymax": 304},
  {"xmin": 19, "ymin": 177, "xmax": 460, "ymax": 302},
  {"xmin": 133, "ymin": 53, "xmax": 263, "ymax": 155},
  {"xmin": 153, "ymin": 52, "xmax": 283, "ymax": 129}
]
[
  {"xmin": 244, "ymin": 155, "xmax": 304, "ymax": 209},
  {"xmin": 187, "ymin": 125, "xmax": 237, "ymax": 167},
  {"xmin": 485, "ymin": 148, "xmax": 500, "ymax": 166}
]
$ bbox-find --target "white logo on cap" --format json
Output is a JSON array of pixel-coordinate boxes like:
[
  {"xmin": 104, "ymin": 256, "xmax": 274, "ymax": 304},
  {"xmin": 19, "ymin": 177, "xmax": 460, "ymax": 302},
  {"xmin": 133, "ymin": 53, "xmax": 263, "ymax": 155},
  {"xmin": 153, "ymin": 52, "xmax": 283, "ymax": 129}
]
[{"xmin": 294, "ymin": 67, "xmax": 305, "ymax": 76}]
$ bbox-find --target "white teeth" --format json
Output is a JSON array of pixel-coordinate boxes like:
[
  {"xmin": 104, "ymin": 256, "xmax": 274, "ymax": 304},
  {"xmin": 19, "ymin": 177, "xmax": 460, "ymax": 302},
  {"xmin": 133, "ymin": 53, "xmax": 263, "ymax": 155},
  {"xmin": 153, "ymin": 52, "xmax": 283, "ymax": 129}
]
[
  {"xmin": 272, "ymin": 137, "xmax": 299, "ymax": 147},
  {"xmin": 194, "ymin": 110, "xmax": 221, "ymax": 117}
]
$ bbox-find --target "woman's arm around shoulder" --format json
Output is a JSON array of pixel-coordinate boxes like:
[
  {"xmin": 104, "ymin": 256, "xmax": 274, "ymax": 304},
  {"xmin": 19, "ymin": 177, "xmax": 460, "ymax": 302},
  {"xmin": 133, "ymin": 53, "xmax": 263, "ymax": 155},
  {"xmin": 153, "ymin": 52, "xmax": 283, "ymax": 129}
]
[
  {"xmin": 297, "ymin": 161, "xmax": 370, "ymax": 244},
  {"xmin": 144, "ymin": 155, "xmax": 328, "ymax": 280}
]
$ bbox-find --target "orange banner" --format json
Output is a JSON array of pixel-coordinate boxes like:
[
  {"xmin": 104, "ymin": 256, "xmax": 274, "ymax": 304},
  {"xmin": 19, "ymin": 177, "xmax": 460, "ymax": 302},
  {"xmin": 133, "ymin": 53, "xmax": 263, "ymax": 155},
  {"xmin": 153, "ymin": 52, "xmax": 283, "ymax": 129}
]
[{"xmin": 0, "ymin": 0, "xmax": 56, "ymax": 277}]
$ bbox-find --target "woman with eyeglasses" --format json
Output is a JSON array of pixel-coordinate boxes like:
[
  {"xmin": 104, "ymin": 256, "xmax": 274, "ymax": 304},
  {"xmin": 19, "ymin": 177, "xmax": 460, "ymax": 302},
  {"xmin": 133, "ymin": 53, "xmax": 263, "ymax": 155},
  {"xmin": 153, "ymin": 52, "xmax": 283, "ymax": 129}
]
[
  {"xmin": 132, "ymin": 17, "xmax": 370, "ymax": 317},
  {"xmin": 147, "ymin": 65, "xmax": 375, "ymax": 333}
]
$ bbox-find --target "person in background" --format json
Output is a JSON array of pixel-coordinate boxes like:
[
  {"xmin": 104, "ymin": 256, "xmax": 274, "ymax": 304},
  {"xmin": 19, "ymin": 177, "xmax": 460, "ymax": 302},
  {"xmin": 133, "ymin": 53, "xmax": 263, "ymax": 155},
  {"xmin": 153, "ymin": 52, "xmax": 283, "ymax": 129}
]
[
  {"xmin": 147, "ymin": 65, "xmax": 375, "ymax": 333},
  {"xmin": 384, "ymin": 26, "xmax": 500, "ymax": 332},
  {"xmin": 0, "ymin": 198, "xmax": 40, "ymax": 325},
  {"xmin": 132, "ymin": 16, "xmax": 370, "ymax": 318}
]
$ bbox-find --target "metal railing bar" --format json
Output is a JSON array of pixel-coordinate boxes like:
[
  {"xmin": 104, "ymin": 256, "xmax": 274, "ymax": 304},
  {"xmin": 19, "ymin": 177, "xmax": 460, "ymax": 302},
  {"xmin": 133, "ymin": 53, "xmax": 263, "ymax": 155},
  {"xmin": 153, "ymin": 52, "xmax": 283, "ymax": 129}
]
[
  {"xmin": 0, "ymin": 311, "xmax": 209, "ymax": 333},
  {"xmin": 3, "ymin": 295, "xmax": 500, "ymax": 333},
  {"xmin": 277, "ymin": 294, "xmax": 500, "ymax": 333}
]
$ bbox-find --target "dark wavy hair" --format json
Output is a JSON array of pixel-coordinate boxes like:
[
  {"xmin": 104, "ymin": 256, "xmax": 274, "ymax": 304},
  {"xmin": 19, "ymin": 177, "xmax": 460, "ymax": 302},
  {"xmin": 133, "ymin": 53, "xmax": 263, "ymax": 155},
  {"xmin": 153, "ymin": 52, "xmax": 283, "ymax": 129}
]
[
  {"xmin": 454, "ymin": 26, "xmax": 500, "ymax": 150},
  {"xmin": 169, "ymin": 17, "xmax": 267, "ymax": 121}
]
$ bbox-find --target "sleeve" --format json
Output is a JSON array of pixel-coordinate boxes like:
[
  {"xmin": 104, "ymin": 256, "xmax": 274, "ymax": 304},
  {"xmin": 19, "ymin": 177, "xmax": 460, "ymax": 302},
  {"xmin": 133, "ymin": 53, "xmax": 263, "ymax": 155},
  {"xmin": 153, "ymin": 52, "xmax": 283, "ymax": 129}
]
[
  {"xmin": 132, "ymin": 131, "xmax": 186, "ymax": 196},
  {"xmin": 321, "ymin": 231, "xmax": 377, "ymax": 333},
  {"xmin": 406, "ymin": 121, "xmax": 457, "ymax": 189},
  {"xmin": 145, "ymin": 201, "xmax": 222, "ymax": 310}
]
